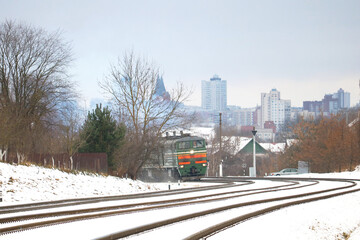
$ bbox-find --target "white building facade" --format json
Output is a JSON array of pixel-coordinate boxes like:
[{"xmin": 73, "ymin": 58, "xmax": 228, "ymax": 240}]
[
  {"xmin": 201, "ymin": 75, "xmax": 227, "ymax": 111},
  {"xmin": 261, "ymin": 89, "xmax": 291, "ymax": 130},
  {"xmin": 232, "ymin": 108, "xmax": 255, "ymax": 126}
]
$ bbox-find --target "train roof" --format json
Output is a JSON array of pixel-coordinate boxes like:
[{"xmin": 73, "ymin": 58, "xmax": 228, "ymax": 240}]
[{"xmin": 163, "ymin": 135, "xmax": 205, "ymax": 142}]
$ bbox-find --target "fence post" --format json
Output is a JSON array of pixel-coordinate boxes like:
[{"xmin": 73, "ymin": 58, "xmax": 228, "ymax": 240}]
[{"xmin": 17, "ymin": 152, "xmax": 21, "ymax": 164}]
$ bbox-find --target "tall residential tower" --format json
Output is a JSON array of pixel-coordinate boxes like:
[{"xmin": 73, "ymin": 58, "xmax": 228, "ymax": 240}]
[
  {"xmin": 201, "ymin": 75, "xmax": 227, "ymax": 111},
  {"xmin": 261, "ymin": 89, "xmax": 291, "ymax": 129}
]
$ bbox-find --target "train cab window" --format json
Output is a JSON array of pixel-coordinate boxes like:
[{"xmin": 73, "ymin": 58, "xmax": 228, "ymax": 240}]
[
  {"xmin": 193, "ymin": 140, "xmax": 204, "ymax": 148},
  {"xmin": 178, "ymin": 141, "xmax": 191, "ymax": 149}
]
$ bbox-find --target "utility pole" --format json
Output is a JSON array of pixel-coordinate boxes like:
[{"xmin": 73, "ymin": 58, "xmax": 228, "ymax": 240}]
[
  {"xmin": 252, "ymin": 127, "xmax": 257, "ymax": 177},
  {"xmin": 358, "ymin": 80, "xmax": 360, "ymax": 158},
  {"xmin": 219, "ymin": 113, "xmax": 222, "ymax": 177}
]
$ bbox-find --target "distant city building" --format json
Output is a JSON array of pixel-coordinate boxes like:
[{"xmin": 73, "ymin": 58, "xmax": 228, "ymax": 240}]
[
  {"xmin": 255, "ymin": 128, "xmax": 275, "ymax": 142},
  {"xmin": 260, "ymin": 89, "xmax": 291, "ymax": 130},
  {"xmin": 290, "ymin": 107, "xmax": 303, "ymax": 122},
  {"xmin": 240, "ymin": 125, "xmax": 275, "ymax": 142},
  {"xmin": 335, "ymin": 88, "xmax": 350, "ymax": 109},
  {"xmin": 228, "ymin": 107, "xmax": 255, "ymax": 126},
  {"xmin": 253, "ymin": 106, "xmax": 262, "ymax": 127},
  {"xmin": 303, "ymin": 88, "xmax": 350, "ymax": 117},
  {"xmin": 299, "ymin": 110, "xmax": 316, "ymax": 120},
  {"xmin": 201, "ymin": 74, "xmax": 227, "ymax": 111},
  {"xmin": 236, "ymin": 108, "xmax": 254, "ymax": 126},
  {"xmin": 303, "ymin": 100, "xmax": 323, "ymax": 117},
  {"xmin": 322, "ymin": 94, "xmax": 339, "ymax": 114},
  {"xmin": 264, "ymin": 121, "xmax": 276, "ymax": 133}
]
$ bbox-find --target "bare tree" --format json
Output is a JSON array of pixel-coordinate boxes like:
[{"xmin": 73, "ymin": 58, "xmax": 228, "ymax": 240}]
[
  {"xmin": 53, "ymin": 104, "xmax": 84, "ymax": 156},
  {"xmin": 100, "ymin": 51, "xmax": 191, "ymax": 179},
  {"xmin": 0, "ymin": 20, "xmax": 75, "ymax": 159}
]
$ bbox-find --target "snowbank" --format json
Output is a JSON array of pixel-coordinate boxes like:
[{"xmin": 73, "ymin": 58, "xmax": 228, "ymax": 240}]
[{"xmin": 0, "ymin": 162, "xmax": 160, "ymax": 204}]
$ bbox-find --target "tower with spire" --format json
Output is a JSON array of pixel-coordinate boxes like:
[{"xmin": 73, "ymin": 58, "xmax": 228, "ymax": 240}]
[{"xmin": 155, "ymin": 76, "xmax": 170, "ymax": 100}]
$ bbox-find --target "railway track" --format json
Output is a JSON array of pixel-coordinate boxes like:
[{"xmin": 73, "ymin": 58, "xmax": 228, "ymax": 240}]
[
  {"xmin": 1, "ymin": 177, "xmax": 358, "ymax": 239},
  {"xmin": 0, "ymin": 179, "xmax": 239, "ymax": 215},
  {"xmin": 0, "ymin": 179, "xmax": 292, "ymax": 233},
  {"xmin": 185, "ymin": 178, "xmax": 360, "ymax": 240}
]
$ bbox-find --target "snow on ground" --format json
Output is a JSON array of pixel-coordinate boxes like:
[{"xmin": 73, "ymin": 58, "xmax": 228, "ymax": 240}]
[
  {"xmin": 211, "ymin": 181, "xmax": 360, "ymax": 240},
  {"xmin": 0, "ymin": 162, "xmax": 168, "ymax": 204},
  {"xmin": 1, "ymin": 162, "xmax": 360, "ymax": 239}
]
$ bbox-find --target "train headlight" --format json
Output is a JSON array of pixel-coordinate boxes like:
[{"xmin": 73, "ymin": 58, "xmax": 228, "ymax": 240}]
[
  {"xmin": 190, "ymin": 150, "xmax": 194, "ymax": 155},
  {"xmin": 180, "ymin": 165, "xmax": 184, "ymax": 168},
  {"xmin": 202, "ymin": 163, "xmax": 207, "ymax": 167}
]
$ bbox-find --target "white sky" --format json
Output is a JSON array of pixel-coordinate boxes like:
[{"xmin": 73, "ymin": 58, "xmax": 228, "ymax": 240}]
[{"xmin": 1, "ymin": 0, "xmax": 360, "ymax": 108}]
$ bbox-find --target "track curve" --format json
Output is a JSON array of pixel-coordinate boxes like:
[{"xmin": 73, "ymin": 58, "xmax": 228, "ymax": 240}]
[{"xmin": 1, "ymin": 177, "xmax": 358, "ymax": 239}]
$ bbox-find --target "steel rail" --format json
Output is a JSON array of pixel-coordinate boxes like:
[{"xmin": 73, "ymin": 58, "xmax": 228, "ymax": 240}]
[
  {"xmin": 0, "ymin": 179, "xmax": 241, "ymax": 215},
  {"xmin": 1, "ymin": 178, "xmax": 349, "ymax": 238},
  {"xmin": 0, "ymin": 180, "xmax": 303, "ymax": 225},
  {"xmin": 185, "ymin": 180, "xmax": 360, "ymax": 240},
  {"xmin": 95, "ymin": 179, "xmax": 357, "ymax": 240}
]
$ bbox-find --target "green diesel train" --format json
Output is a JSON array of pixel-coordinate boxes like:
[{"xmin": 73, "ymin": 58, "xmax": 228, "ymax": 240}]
[{"xmin": 141, "ymin": 133, "xmax": 208, "ymax": 181}]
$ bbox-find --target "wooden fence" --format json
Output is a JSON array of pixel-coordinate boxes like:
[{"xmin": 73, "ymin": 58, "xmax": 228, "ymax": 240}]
[{"xmin": 0, "ymin": 151, "xmax": 108, "ymax": 174}]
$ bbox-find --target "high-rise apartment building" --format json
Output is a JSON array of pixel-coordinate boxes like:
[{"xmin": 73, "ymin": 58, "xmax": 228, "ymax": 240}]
[
  {"xmin": 260, "ymin": 89, "xmax": 291, "ymax": 129},
  {"xmin": 201, "ymin": 75, "xmax": 227, "ymax": 111},
  {"xmin": 336, "ymin": 88, "xmax": 350, "ymax": 109}
]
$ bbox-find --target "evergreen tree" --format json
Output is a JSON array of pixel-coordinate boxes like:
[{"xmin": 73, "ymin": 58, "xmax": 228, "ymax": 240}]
[{"xmin": 79, "ymin": 104, "xmax": 125, "ymax": 170}]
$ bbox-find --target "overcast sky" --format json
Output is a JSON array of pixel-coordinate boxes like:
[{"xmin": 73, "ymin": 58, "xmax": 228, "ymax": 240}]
[{"xmin": 1, "ymin": 0, "xmax": 359, "ymax": 108}]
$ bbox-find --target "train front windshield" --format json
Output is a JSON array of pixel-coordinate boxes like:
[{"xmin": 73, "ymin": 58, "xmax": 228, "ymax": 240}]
[{"xmin": 177, "ymin": 140, "xmax": 204, "ymax": 150}]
